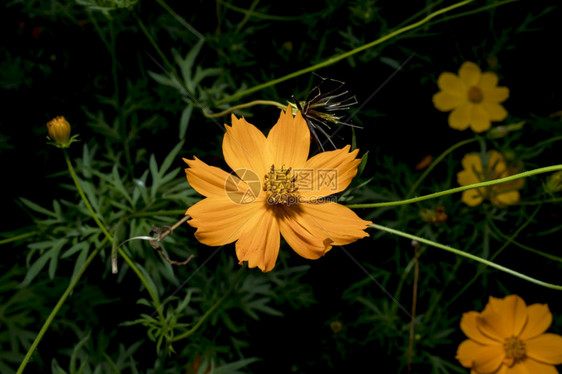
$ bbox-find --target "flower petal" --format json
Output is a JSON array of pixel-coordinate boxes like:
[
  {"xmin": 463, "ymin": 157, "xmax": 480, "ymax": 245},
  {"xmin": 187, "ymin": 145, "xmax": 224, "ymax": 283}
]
[
  {"xmin": 235, "ymin": 205, "xmax": 280, "ymax": 272},
  {"xmin": 480, "ymin": 72, "xmax": 499, "ymax": 90},
  {"xmin": 461, "ymin": 154, "xmax": 483, "ymax": 174},
  {"xmin": 437, "ymin": 72, "xmax": 466, "ymax": 94},
  {"xmin": 300, "ymin": 145, "xmax": 361, "ymax": 199},
  {"xmin": 525, "ymin": 334, "xmax": 562, "ymax": 365},
  {"xmin": 482, "ymin": 87, "xmax": 509, "ymax": 103},
  {"xmin": 458, "ymin": 169, "xmax": 481, "ymax": 186},
  {"xmin": 184, "ymin": 157, "xmax": 231, "ymax": 198},
  {"xmin": 459, "ymin": 61, "xmax": 482, "ymax": 87},
  {"xmin": 297, "ymin": 202, "xmax": 371, "ymax": 246},
  {"xmin": 461, "ymin": 311, "xmax": 503, "ymax": 345},
  {"xmin": 223, "ymin": 114, "xmax": 268, "ymax": 178},
  {"xmin": 456, "ymin": 339, "xmax": 505, "ymax": 373},
  {"xmin": 486, "ymin": 295, "xmax": 528, "ymax": 337},
  {"xmin": 519, "ymin": 304, "xmax": 552, "ymax": 340},
  {"xmin": 433, "ymin": 91, "xmax": 466, "ymax": 111},
  {"xmin": 491, "ymin": 190, "xmax": 520, "ymax": 206},
  {"xmin": 469, "ymin": 105, "xmax": 492, "ymax": 133},
  {"xmin": 186, "ymin": 197, "xmax": 264, "ymax": 246},
  {"xmin": 449, "ymin": 103, "xmax": 471, "ymax": 130},
  {"xmin": 511, "ymin": 358, "xmax": 558, "ymax": 374},
  {"xmin": 481, "ymin": 103, "xmax": 508, "ymax": 121},
  {"xmin": 278, "ymin": 206, "xmax": 333, "ymax": 260},
  {"xmin": 266, "ymin": 106, "xmax": 310, "ymax": 169},
  {"xmin": 462, "ymin": 189, "xmax": 484, "ymax": 207}
]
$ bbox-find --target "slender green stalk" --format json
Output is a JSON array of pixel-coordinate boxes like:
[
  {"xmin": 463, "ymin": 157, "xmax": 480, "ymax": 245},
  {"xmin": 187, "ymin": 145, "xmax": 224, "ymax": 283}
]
[
  {"xmin": 218, "ymin": 0, "xmax": 322, "ymax": 21},
  {"xmin": 405, "ymin": 137, "xmax": 478, "ymax": 198},
  {"xmin": 63, "ymin": 150, "xmax": 165, "ymax": 319},
  {"xmin": 169, "ymin": 265, "xmax": 246, "ymax": 344},
  {"xmin": 0, "ymin": 231, "xmax": 37, "ymax": 245},
  {"xmin": 16, "ymin": 239, "xmax": 107, "ymax": 374},
  {"xmin": 370, "ymin": 223, "xmax": 562, "ymax": 290},
  {"xmin": 154, "ymin": 0, "xmax": 204, "ymax": 40},
  {"xmin": 215, "ymin": 0, "xmax": 473, "ymax": 105},
  {"xmin": 235, "ymin": 0, "xmax": 260, "ymax": 33},
  {"xmin": 348, "ymin": 165, "xmax": 562, "ymax": 209},
  {"xmin": 203, "ymin": 100, "xmax": 286, "ymax": 118}
]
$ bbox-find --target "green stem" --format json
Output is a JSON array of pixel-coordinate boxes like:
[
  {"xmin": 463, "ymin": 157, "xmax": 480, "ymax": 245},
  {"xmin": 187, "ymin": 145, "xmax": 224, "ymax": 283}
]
[
  {"xmin": 203, "ymin": 100, "xmax": 286, "ymax": 118},
  {"xmin": 154, "ymin": 0, "xmax": 204, "ymax": 40},
  {"xmin": 348, "ymin": 165, "xmax": 562, "ymax": 209},
  {"xmin": 370, "ymin": 223, "xmax": 562, "ymax": 290},
  {"xmin": 63, "ymin": 150, "xmax": 165, "ymax": 319},
  {"xmin": 0, "ymin": 231, "xmax": 37, "ymax": 245},
  {"xmin": 169, "ymin": 265, "xmax": 246, "ymax": 343},
  {"xmin": 234, "ymin": 0, "xmax": 260, "ymax": 33},
  {"xmin": 215, "ymin": 0, "xmax": 473, "ymax": 105},
  {"xmin": 405, "ymin": 137, "xmax": 478, "ymax": 199},
  {"xmin": 16, "ymin": 239, "xmax": 107, "ymax": 374},
  {"xmin": 444, "ymin": 205, "xmax": 542, "ymax": 308}
]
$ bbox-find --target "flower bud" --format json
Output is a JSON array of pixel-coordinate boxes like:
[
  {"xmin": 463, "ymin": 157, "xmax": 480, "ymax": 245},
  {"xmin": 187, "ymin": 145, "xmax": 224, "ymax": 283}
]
[
  {"xmin": 46, "ymin": 116, "xmax": 71, "ymax": 148},
  {"xmin": 544, "ymin": 171, "xmax": 562, "ymax": 195}
]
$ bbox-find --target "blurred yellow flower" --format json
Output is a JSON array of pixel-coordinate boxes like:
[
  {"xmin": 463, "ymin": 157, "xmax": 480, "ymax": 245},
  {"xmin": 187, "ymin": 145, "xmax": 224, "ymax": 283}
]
[
  {"xmin": 433, "ymin": 61, "xmax": 509, "ymax": 132},
  {"xmin": 183, "ymin": 106, "xmax": 371, "ymax": 272},
  {"xmin": 457, "ymin": 150, "xmax": 523, "ymax": 207},
  {"xmin": 456, "ymin": 295, "xmax": 562, "ymax": 373}
]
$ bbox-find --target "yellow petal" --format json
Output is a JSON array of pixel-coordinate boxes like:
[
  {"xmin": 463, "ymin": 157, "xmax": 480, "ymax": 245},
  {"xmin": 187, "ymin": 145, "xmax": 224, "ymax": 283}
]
[
  {"xmin": 469, "ymin": 105, "xmax": 492, "ymax": 133},
  {"xmin": 266, "ymin": 106, "xmax": 310, "ymax": 169},
  {"xmin": 491, "ymin": 190, "xmax": 520, "ymax": 206},
  {"xmin": 223, "ymin": 114, "xmax": 268, "ymax": 179},
  {"xmin": 449, "ymin": 103, "xmax": 472, "ymax": 130},
  {"xmin": 481, "ymin": 103, "xmax": 508, "ymax": 121},
  {"xmin": 300, "ymin": 145, "xmax": 361, "ymax": 199},
  {"xmin": 277, "ymin": 206, "xmax": 333, "ymax": 260},
  {"xmin": 462, "ymin": 189, "xmax": 484, "ymax": 207},
  {"xmin": 235, "ymin": 205, "xmax": 280, "ymax": 272},
  {"xmin": 525, "ymin": 333, "xmax": 562, "ymax": 365},
  {"xmin": 487, "ymin": 295, "xmax": 528, "ymax": 337},
  {"xmin": 482, "ymin": 86, "xmax": 509, "ymax": 103},
  {"xmin": 519, "ymin": 304, "xmax": 552, "ymax": 340},
  {"xmin": 186, "ymin": 196, "xmax": 264, "ymax": 246},
  {"xmin": 456, "ymin": 339, "xmax": 505, "ymax": 372},
  {"xmin": 433, "ymin": 91, "xmax": 466, "ymax": 111},
  {"xmin": 458, "ymin": 169, "xmax": 481, "ymax": 186},
  {"xmin": 480, "ymin": 72, "xmax": 499, "ymax": 89},
  {"xmin": 461, "ymin": 154, "xmax": 483, "ymax": 174},
  {"xmin": 437, "ymin": 72, "xmax": 466, "ymax": 94},
  {"xmin": 184, "ymin": 157, "xmax": 231, "ymax": 198},
  {"xmin": 298, "ymin": 202, "xmax": 371, "ymax": 246},
  {"xmin": 461, "ymin": 311, "xmax": 503, "ymax": 345},
  {"xmin": 513, "ymin": 358, "xmax": 558, "ymax": 374},
  {"xmin": 459, "ymin": 61, "xmax": 482, "ymax": 87}
]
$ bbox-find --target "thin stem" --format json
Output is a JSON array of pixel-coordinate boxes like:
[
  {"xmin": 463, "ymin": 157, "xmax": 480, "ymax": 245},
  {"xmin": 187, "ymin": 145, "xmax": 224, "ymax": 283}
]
[
  {"xmin": 63, "ymin": 150, "xmax": 165, "ymax": 319},
  {"xmin": 348, "ymin": 165, "xmax": 562, "ymax": 209},
  {"xmin": 169, "ymin": 265, "xmax": 246, "ymax": 344},
  {"xmin": 154, "ymin": 0, "xmax": 205, "ymax": 40},
  {"xmin": 215, "ymin": 0, "xmax": 473, "ymax": 105},
  {"xmin": 370, "ymin": 223, "xmax": 562, "ymax": 290},
  {"xmin": 203, "ymin": 100, "xmax": 287, "ymax": 118},
  {"xmin": 0, "ymin": 231, "xmax": 37, "ymax": 245},
  {"xmin": 16, "ymin": 238, "xmax": 107, "ymax": 374},
  {"xmin": 406, "ymin": 137, "xmax": 478, "ymax": 198}
]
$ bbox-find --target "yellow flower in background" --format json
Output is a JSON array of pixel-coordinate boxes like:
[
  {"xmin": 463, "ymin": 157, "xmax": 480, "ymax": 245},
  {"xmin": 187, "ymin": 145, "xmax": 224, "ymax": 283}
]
[
  {"xmin": 457, "ymin": 150, "xmax": 523, "ymax": 207},
  {"xmin": 183, "ymin": 106, "xmax": 371, "ymax": 272},
  {"xmin": 456, "ymin": 295, "xmax": 562, "ymax": 373},
  {"xmin": 433, "ymin": 61, "xmax": 509, "ymax": 132}
]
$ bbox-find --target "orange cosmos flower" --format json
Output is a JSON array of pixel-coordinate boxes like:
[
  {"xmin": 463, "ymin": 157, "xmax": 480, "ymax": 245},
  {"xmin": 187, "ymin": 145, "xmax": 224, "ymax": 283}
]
[
  {"xmin": 457, "ymin": 150, "xmax": 524, "ymax": 207},
  {"xmin": 433, "ymin": 61, "xmax": 509, "ymax": 133},
  {"xmin": 456, "ymin": 295, "xmax": 562, "ymax": 373},
  {"xmin": 183, "ymin": 106, "xmax": 371, "ymax": 272}
]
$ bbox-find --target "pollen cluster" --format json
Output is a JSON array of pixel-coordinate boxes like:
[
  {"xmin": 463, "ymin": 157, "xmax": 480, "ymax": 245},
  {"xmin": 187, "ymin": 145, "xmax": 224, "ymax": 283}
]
[
  {"xmin": 263, "ymin": 165, "xmax": 299, "ymax": 204},
  {"xmin": 503, "ymin": 336, "xmax": 526, "ymax": 363}
]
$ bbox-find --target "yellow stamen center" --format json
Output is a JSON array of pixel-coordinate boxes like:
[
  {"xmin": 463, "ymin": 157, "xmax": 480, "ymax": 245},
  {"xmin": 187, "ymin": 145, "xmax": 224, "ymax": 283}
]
[
  {"xmin": 263, "ymin": 165, "xmax": 299, "ymax": 205},
  {"xmin": 468, "ymin": 86, "xmax": 484, "ymax": 103},
  {"xmin": 504, "ymin": 336, "xmax": 526, "ymax": 363}
]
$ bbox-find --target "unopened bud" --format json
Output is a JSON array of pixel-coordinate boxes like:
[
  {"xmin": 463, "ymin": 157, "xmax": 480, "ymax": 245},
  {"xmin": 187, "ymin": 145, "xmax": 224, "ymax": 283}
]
[
  {"xmin": 488, "ymin": 121, "xmax": 525, "ymax": 139},
  {"xmin": 544, "ymin": 171, "xmax": 562, "ymax": 195},
  {"xmin": 46, "ymin": 116, "xmax": 77, "ymax": 148}
]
